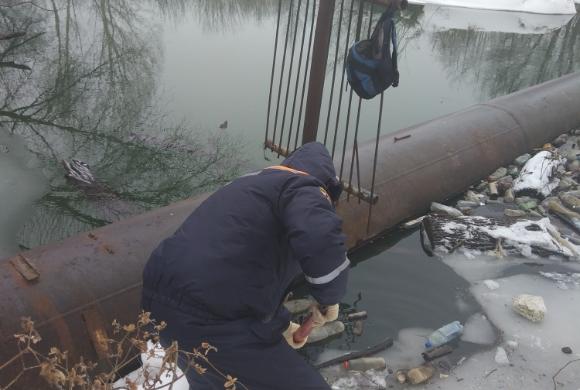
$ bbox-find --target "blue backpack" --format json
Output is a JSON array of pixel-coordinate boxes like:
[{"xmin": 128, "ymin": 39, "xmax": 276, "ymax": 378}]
[{"xmin": 346, "ymin": 9, "xmax": 399, "ymax": 100}]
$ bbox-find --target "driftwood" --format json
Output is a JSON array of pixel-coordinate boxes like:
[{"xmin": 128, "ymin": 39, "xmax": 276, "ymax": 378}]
[
  {"xmin": 421, "ymin": 214, "xmax": 574, "ymax": 259},
  {"xmin": 314, "ymin": 337, "xmax": 393, "ymax": 369}
]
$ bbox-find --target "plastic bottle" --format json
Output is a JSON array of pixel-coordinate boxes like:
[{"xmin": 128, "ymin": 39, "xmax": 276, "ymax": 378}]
[
  {"xmin": 343, "ymin": 357, "xmax": 386, "ymax": 371},
  {"xmin": 424, "ymin": 321, "xmax": 463, "ymax": 349}
]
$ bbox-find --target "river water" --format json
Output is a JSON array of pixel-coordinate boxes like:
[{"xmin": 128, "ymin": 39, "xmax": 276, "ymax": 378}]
[{"xmin": 1, "ymin": 0, "xmax": 580, "ymax": 376}]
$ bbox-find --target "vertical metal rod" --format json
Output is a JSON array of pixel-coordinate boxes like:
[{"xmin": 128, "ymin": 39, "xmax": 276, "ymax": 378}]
[
  {"xmin": 294, "ymin": 0, "xmax": 318, "ymax": 150},
  {"xmin": 265, "ymin": 0, "xmax": 283, "ymax": 146},
  {"xmin": 354, "ymin": 140, "xmax": 362, "ymax": 204},
  {"xmin": 286, "ymin": 0, "xmax": 311, "ymax": 152},
  {"xmin": 301, "ymin": 0, "xmax": 336, "ymax": 145},
  {"xmin": 330, "ymin": 0, "xmax": 355, "ymax": 158},
  {"xmin": 272, "ymin": 0, "xmax": 294, "ymax": 147},
  {"xmin": 322, "ymin": 0, "xmax": 345, "ymax": 146},
  {"xmin": 347, "ymin": 2, "xmax": 374, "ymax": 200},
  {"xmin": 278, "ymin": 0, "xmax": 303, "ymax": 156},
  {"xmin": 339, "ymin": 0, "xmax": 365, "ymax": 181},
  {"xmin": 367, "ymin": 91, "xmax": 384, "ymax": 233}
]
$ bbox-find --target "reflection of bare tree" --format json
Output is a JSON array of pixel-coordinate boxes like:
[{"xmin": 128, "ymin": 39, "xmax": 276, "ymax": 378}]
[
  {"xmin": 154, "ymin": 0, "xmax": 279, "ymax": 31},
  {"xmin": 0, "ymin": 1, "xmax": 244, "ymax": 249},
  {"xmin": 431, "ymin": 14, "xmax": 580, "ymax": 100}
]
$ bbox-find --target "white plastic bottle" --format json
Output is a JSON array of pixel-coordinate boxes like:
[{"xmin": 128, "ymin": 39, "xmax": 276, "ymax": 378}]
[{"xmin": 424, "ymin": 321, "xmax": 463, "ymax": 349}]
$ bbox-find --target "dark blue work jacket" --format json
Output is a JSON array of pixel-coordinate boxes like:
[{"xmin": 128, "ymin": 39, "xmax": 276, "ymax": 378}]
[{"xmin": 142, "ymin": 142, "xmax": 349, "ymax": 341}]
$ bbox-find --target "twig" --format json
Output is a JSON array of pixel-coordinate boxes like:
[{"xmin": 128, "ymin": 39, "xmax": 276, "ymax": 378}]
[
  {"xmin": 484, "ymin": 368, "xmax": 497, "ymax": 378},
  {"xmin": 552, "ymin": 358, "xmax": 580, "ymax": 390}
]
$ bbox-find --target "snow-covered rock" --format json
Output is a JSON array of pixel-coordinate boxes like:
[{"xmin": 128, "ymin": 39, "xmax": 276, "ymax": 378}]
[{"xmin": 512, "ymin": 294, "xmax": 547, "ymax": 322}]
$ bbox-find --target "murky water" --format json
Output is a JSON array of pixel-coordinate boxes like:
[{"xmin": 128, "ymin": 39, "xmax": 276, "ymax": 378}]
[{"xmin": 1, "ymin": 0, "xmax": 580, "ymax": 365}]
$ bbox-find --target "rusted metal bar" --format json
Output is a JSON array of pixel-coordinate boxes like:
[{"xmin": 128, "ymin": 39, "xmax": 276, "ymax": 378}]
[
  {"xmin": 3, "ymin": 73, "xmax": 580, "ymax": 388},
  {"xmin": 302, "ymin": 0, "xmax": 336, "ymax": 144},
  {"xmin": 294, "ymin": 0, "xmax": 318, "ymax": 150}
]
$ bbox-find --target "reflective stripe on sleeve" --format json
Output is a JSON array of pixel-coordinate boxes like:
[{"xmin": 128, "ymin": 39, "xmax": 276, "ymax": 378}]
[{"xmin": 304, "ymin": 257, "xmax": 350, "ymax": 285}]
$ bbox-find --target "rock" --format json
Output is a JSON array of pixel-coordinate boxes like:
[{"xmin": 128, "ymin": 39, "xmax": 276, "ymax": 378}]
[
  {"xmin": 431, "ymin": 202, "xmax": 463, "ymax": 218},
  {"xmin": 514, "ymin": 153, "xmax": 531, "ymax": 167},
  {"xmin": 406, "ymin": 366, "xmax": 434, "ymax": 385},
  {"xmin": 0, "ymin": 144, "xmax": 8, "ymax": 153},
  {"xmin": 457, "ymin": 200, "xmax": 480, "ymax": 209},
  {"xmin": 537, "ymin": 205, "xmax": 547, "ymax": 216},
  {"xmin": 560, "ymin": 192, "xmax": 580, "ymax": 211},
  {"xmin": 483, "ymin": 280, "xmax": 500, "ymax": 290},
  {"xmin": 558, "ymin": 177, "xmax": 577, "ymax": 191},
  {"xmin": 508, "ymin": 165, "xmax": 519, "ymax": 177},
  {"xmin": 529, "ymin": 210, "xmax": 543, "ymax": 218},
  {"xmin": 504, "ymin": 189, "xmax": 515, "ymax": 203},
  {"xmin": 567, "ymin": 159, "xmax": 580, "ymax": 172},
  {"xmin": 561, "ymin": 346, "xmax": 572, "ymax": 354},
  {"xmin": 489, "ymin": 167, "xmax": 508, "ymax": 182},
  {"xmin": 475, "ymin": 181, "xmax": 488, "ymax": 192},
  {"xmin": 573, "ymin": 129, "xmax": 580, "ymax": 136},
  {"xmin": 494, "ymin": 347, "xmax": 510, "ymax": 365},
  {"xmin": 504, "ymin": 209, "xmax": 527, "ymax": 218},
  {"xmin": 512, "ymin": 294, "xmax": 546, "ymax": 322},
  {"xmin": 553, "ymin": 134, "xmax": 569, "ymax": 147},
  {"xmin": 496, "ymin": 176, "xmax": 513, "ymax": 194},
  {"xmin": 465, "ymin": 190, "xmax": 486, "ymax": 203}
]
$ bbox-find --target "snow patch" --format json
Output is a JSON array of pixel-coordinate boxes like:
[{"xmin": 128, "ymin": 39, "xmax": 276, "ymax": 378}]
[
  {"xmin": 513, "ymin": 151, "xmax": 565, "ymax": 197},
  {"xmin": 409, "ymin": 0, "xmax": 577, "ymax": 14}
]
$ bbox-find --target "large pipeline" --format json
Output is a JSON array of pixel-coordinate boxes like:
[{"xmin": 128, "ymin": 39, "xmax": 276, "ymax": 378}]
[{"xmin": 1, "ymin": 73, "xmax": 580, "ymax": 387}]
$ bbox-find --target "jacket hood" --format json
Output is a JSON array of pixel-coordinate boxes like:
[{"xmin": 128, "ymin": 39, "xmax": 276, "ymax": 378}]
[{"xmin": 282, "ymin": 142, "xmax": 342, "ymax": 200}]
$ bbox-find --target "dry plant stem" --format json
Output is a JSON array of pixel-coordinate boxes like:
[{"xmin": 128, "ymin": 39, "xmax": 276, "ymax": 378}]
[{"xmin": 552, "ymin": 358, "xmax": 580, "ymax": 390}]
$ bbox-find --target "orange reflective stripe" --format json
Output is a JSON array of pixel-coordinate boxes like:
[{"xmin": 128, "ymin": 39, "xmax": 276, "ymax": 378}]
[{"xmin": 264, "ymin": 165, "xmax": 309, "ymax": 176}]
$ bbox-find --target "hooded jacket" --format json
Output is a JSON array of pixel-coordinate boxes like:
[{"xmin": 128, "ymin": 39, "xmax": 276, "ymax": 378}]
[{"xmin": 142, "ymin": 142, "xmax": 349, "ymax": 340}]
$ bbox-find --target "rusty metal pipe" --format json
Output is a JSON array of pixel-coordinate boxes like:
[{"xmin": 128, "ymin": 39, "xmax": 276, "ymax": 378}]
[{"xmin": 2, "ymin": 73, "xmax": 580, "ymax": 387}]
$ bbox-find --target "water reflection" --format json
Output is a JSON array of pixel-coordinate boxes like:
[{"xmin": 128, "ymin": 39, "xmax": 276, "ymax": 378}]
[
  {"xmin": 429, "ymin": 7, "xmax": 580, "ymax": 99},
  {"xmin": 0, "ymin": 1, "xmax": 244, "ymax": 249},
  {"xmin": 154, "ymin": 0, "xmax": 279, "ymax": 31}
]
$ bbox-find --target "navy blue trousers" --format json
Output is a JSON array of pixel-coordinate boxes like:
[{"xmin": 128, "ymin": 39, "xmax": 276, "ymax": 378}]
[{"xmin": 149, "ymin": 300, "xmax": 330, "ymax": 390}]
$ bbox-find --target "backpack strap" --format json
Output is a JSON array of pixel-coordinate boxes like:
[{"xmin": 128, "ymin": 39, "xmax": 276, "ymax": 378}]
[{"xmin": 389, "ymin": 16, "xmax": 399, "ymax": 87}]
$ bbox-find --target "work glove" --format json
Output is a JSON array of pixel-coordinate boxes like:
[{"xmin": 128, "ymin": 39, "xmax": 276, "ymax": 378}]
[
  {"xmin": 283, "ymin": 322, "xmax": 308, "ymax": 349},
  {"xmin": 310, "ymin": 303, "xmax": 339, "ymax": 329}
]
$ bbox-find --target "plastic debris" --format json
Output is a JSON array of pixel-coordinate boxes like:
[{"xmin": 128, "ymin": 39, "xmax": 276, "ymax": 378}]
[
  {"xmin": 512, "ymin": 294, "xmax": 546, "ymax": 322},
  {"xmin": 431, "ymin": 202, "xmax": 463, "ymax": 217},
  {"xmin": 283, "ymin": 299, "xmax": 312, "ymax": 314},
  {"xmin": 489, "ymin": 167, "xmax": 508, "ymax": 182},
  {"xmin": 352, "ymin": 320, "xmax": 364, "ymax": 336},
  {"xmin": 425, "ymin": 321, "xmax": 464, "ymax": 348},
  {"xmin": 346, "ymin": 311, "xmax": 368, "ymax": 321},
  {"xmin": 343, "ymin": 357, "xmax": 386, "ymax": 371},
  {"xmin": 395, "ymin": 370, "xmax": 407, "ymax": 384},
  {"xmin": 307, "ymin": 321, "xmax": 345, "ymax": 343}
]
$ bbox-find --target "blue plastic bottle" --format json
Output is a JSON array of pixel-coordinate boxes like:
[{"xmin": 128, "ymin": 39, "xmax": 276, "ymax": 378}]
[{"xmin": 425, "ymin": 321, "xmax": 464, "ymax": 349}]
